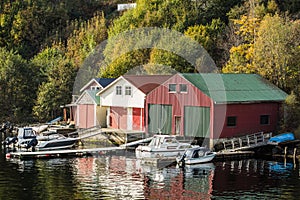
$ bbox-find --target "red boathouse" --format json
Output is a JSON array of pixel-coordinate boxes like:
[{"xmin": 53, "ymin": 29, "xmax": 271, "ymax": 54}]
[{"xmin": 146, "ymin": 73, "xmax": 287, "ymax": 147}]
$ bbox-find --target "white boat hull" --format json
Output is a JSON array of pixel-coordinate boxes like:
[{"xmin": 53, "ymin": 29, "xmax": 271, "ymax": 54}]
[
  {"xmin": 183, "ymin": 153, "xmax": 216, "ymax": 165},
  {"xmin": 135, "ymin": 135, "xmax": 198, "ymax": 159},
  {"xmin": 136, "ymin": 147, "xmax": 187, "ymax": 158}
]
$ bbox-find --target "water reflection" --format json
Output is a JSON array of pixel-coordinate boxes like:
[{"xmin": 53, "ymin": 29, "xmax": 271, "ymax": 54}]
[{"xmin": 1, "ymin": 153, "xmax": 300, "ymax": 200}]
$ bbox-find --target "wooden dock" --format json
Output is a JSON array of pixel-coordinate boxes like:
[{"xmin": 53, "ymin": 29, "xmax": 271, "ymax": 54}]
[
  {"xmin": 5, "ymin": 146, "xmax": 125, "ymax": 160},
  {"xmin": 214, "ymin": 151, "xmax": 255, "ymax": 161}
]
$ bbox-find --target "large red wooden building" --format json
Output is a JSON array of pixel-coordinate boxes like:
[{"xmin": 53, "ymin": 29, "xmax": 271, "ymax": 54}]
[{"xmin": 146, "ymin": 73, "xmax": 287, "ymax": 146}]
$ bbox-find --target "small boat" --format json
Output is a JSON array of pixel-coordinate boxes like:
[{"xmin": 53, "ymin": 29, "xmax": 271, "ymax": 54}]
[
  {"xmin": 176, "ymin": 146, "xmax": 216, "ymax": 166},
  {"xmin": 268, "ymin": 132, "xmax": 295, "ymax": 145},
  {"xmin": 3, "ymin": 127, "xmax": 79, "ymax": 151},
  {"xmin": 135, "ymin": 134, "xmax": 197, "ymax": 159}
]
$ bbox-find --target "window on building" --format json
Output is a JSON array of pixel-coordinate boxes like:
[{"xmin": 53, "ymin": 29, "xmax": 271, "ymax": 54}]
[
  {"xmin": 116, "ymin": 86, "xmax": 122, "ymax": 95},
  {"xmin": 169, "ymin": 84, "xmax": 176, "ymax": 93},
  {"xmin": 125, "ymin": 86, "xmax": 132, "ymax": 96},
  {"xmin": 91, "ymin": 86, "xmax": 100, "ymax": 90},
  {"xmin": 260, "ymin": 115, "xmax": 270, "ymax": 125},
  {"xmin": 227, "ymin": 116, "xmax": 237, "ymax": 127},
  {"xmin": 179, "ymin": 84, "xmax": 187, "ymax": 93}
]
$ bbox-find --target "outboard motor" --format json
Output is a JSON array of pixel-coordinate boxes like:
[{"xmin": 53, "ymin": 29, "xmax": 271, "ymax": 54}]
[
  {"xmin": 177, "ymin": 153, "xmax": 186, "ymax": 167},
  {"xmin": 26, "ymin": 138, "xmax": 38, "ymax": 149},
  {"xmin": 2, "ymin": 136, "xmax": 18, "ymax": 146}
]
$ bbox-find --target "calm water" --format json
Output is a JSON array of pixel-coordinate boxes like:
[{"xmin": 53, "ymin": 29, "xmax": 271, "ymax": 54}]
[{"xmin": 1, "ymin": 148, "xmax": 300, "ymax": 200}]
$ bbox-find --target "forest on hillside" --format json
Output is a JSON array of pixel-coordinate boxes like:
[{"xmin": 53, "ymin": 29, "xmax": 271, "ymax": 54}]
[{"xmin": 0, "ymin": 0, "xmax": 300, "ymax": 134}]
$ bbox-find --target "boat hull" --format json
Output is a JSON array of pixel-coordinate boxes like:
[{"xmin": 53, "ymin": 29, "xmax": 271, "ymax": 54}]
[
  {"xmin": 136, "ymin": 148, "xmax": 187, "ymax": 158},
  {"xmin": 36, "ymin": 139, "xmax": 78, "ymax": 151},
  {"xmin": 183, "ymin": 153, "xmax": 216, "ymax": 165}
]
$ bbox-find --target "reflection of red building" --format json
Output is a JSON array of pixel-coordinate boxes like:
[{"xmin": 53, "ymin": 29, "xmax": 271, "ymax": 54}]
[
  {"xmin": 76, "ymin": 157, "xmax": 95, "ymax": 177},
  {"xmin": 143, "ymin": 169, "xmax": 214, "ymax": 200}
]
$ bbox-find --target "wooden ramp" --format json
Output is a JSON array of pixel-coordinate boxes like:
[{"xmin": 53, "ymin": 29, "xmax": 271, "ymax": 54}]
[
  {"xmin": 74, "ymin": 126, "xmax": 103, "ymax": 139},
  {"xmin": 219, "ymin": 132, "xmax": 272, "ymax": 152},
  {"xmin": 120, "ymin": 137, "xmax": 153, "ymax": 148}
]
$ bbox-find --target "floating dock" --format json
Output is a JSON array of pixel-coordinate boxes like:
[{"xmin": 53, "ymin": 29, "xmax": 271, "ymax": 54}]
[
  {"xmin": 214, "ymin": 151, "xmax": 255, "ymax": 161},
  {"xmin": 5, "ymin": 146, "xmax": 125, "ymax": 160}
]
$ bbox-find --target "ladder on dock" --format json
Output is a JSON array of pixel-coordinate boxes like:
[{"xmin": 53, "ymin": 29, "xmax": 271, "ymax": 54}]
[{"xmin": 220, "ymin": 132, "xmax": 272, "ymax": 152}]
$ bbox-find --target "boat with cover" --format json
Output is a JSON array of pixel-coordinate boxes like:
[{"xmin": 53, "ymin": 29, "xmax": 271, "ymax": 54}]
[
  {"xmin": 267, "ymin": 132, "xmax": 295, "ymax": 145},
  {"xmin": 176, "ymin": 146, "xmax": 216, "ymax": 166},
  {"xmin": 3, "ymin": 127, "xmax": 79, "ymax": 151},
  {"xmin": 135, "ymin": 134, "xmax": 197, "ymax": 158}
]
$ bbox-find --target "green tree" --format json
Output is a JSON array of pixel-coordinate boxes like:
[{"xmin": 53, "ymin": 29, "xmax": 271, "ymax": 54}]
[
  {"xmin": 103, "ymin": 0, "xmax": 237, "ymax": 76},
  {"xmin": 32, "ymin": 47, "xmax": 76, "ymax": 121},
  {"xmin": 253, "ymin": 14, "xmax": 300, "ymax": 91},
  {"xmin": 284, "ymin": 90, "xmax": 300, "ymax": 136},
  {"xmin": 66, "ymin": 13, "xmax": 108, "ymax": 68},
  {"xmin": 222, "ymin": 0, "xmax": 278, "ymax": 73},
  {"xmin": 0, "ymin": 47, "xmax": 36, "ymax": 122},
  {"xmin": 185, "ymin": 19, "xmax": 226, "ymax": 67}
]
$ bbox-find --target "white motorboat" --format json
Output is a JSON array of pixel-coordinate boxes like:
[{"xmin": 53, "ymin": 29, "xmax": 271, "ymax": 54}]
[
  {"xmin": 176, "ymin": 146, "xmax": 216, "ymax": 166},
  {"xmin": 135, "ymin": 134, "xmax": 198, "ymax": 159},
  {"xmin": 3, "ymin": 127, "xmax": 79, "ymax": 151}
]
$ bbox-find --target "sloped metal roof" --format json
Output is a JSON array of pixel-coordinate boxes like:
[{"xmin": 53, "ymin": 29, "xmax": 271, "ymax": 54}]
[
  {"xmin": 181, "ymin": 73, "xmax": 288, "ymax": 103},
  {"xmin": 95, "ymin": 78, "xmax": 116, "ymax": 88},
  {"xmin": 123, "ymin": 75, "xmax": 172, "ymax": 94}
]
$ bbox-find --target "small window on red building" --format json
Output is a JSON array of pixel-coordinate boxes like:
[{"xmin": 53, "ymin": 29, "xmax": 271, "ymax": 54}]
[
  {"xmin": 179, "ymin": 84, "xmax": 187, "ymax": 93},
  {"xmin": 260, "ymin": 115, "xmax": 270, "ymax": 125},
  {"xmin": 169, "ymin": 84, "xmax": 176, "ymax": 93},
  {"xmin": 227, "ymin": 116, "xmax": 237, "ymax": 127}
]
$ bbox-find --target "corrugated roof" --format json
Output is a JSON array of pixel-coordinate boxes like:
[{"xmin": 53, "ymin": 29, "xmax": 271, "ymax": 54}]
[
  {"xmin": 181, "ymin": 73, "xmax": 288, "ymax": 103},
  {"xmin": 123, "ymin": 75, "xmax": 172, "ymax": 94}
]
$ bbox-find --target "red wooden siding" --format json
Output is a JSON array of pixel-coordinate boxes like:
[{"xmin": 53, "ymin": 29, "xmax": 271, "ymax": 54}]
[
  {"xmin": 109, "ymin": 107, "xmax": 144, "ymax": 131},
  {"xmin": 146, "ymin": 74, "xmax": 283, "ymax": 139},
  {"xmin": 132, "ymin": 108, "xmax": 144, "ymax": 131},
  {"xmin": 110, "ymin": 107, "xmax": 127, "ymax": 130},
  {"xmin": 146, "ymin": 74, "xmax": 212, "ymax": 135},
  {"xmin": 214, "ymin": 103, "xmax": 281, "ymax": 138},
  {"xmin": 78, "ymin": 104, "xmax": 94, "ymax": 128}
]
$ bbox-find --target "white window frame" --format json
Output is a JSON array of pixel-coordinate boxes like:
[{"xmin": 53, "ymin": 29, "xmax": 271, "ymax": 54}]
[
  {"xmin": 179, "ymin": 84, "xmax": 187, "ymax": 93},
  {"xmin": 116, "ymin": 86, "xmax": 122, "ymax": 95},
  {"xmin": 91, "ymin": 86, "xmax": 100, "ymax": 90},
  {"xmin": 125, "ymin": 86, "xmax": 132, "ymax": 96},
  {"xmin": 168, "ymin": 84, "xmax": 176, "ymax": 93}
]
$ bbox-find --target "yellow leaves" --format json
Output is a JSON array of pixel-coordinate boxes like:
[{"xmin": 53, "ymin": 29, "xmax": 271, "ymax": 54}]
[
  {"xmin": 184, "ymin": 25, "xmax": 212, "ymax": 50},
  {"xmin": 234, "ymin": 15, "xmax": 260, "ymax": 42}
]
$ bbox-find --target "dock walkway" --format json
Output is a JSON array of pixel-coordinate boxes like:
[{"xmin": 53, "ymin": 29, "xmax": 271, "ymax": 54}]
[
  {"xmin": 6, "ymin": 146, "xmax": 125, "ymax": 160},
  {"xmin": 219, "ymin": 132, "xmax": 272, "ymax": 152}
]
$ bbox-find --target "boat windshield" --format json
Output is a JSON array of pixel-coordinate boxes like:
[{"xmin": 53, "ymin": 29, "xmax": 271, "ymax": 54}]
[
  {"xmin": 184, "ymin": 149, "xmax": 194, "ymax": 157},
  {"xmin": 149, "ymin": 136, "xmax": 177, "ymax": 147},
  {"xmin": 185, "ymin": 148, "xmax": 206, "ymax": 158},
  {"xmin": 18, "ymin": 128, "xmax": 36, "ymax": 139},
  {"xmin": 149, "ymin": 136, "xmax": 162, "ymax": 147}
]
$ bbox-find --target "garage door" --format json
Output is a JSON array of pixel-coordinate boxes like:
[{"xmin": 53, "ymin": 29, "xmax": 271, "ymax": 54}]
[
  {"xmin": 110, "ymin": 107, "xmax": 127, "ymax": 130},
  {"xmin": 78, "ymin": 104, "xmax": 94, "ymax": 128},
  {"xmin": 184, "ymin": 106, "xmax": 210, "ymax": 137},
  {"xmin": 148, "ymin": 104, "xmax": 172, "ymax": 134}
]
